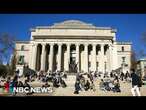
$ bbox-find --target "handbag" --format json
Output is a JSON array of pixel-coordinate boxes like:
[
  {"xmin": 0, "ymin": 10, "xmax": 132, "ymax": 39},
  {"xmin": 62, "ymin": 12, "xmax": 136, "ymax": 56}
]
[{"xmin": 138, "ymin": 79, "xmax": 143, "ymax": 87}]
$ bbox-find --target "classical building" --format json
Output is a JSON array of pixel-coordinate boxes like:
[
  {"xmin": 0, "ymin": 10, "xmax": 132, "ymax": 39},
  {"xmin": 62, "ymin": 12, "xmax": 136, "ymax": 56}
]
[
  {"xmin": 137, "ymin": 58, "xmax": 146, "ymax": 77},
  {"xmin": 15, "ymin": 20, "xmax": 132, "ymax": 74}
]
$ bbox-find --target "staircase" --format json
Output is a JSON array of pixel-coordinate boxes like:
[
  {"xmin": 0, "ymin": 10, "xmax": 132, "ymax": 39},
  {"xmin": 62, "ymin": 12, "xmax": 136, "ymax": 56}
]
[
  {"xmin": 52, "ymin": 75, "xmax": 76, "ymax": 96},
  {"xmin": 65, "ymin": 75, "xmax": 76, "ymax": 84}
]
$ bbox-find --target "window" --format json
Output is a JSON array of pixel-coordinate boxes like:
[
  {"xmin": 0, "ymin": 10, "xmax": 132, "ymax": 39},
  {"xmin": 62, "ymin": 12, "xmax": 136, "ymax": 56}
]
[
  {"xmin": 104, "ymin": 50, "xmax": 106, "ymax": 55},
  {"xmin": 18, "ymin": 55, "xmax": 24, "ymax": 65},
  {"xmin": 125, "ymin": 64, "xmax": 128, "ymax": 67},
  {"xmin": 96, "ymin": 62, "xmax": 99, "ymax": 71},
  {"xmin": 122, "ymin": 57, "xmax": 125, "ymax": 63},
  {"xmin": 121, "ymin": 46, "xmax": 124, "ymax": 52},
  {"xmin": 89, "ymin": 62, "xmax": 91, "ymax": 67},
  {"xmin": 144, "ymin": 62, "xmax": 146, "ymax": 66},
  {"xmin": 104, "ymin": 62, "xmax": 107, "ymax": 70},
  {"xmin": 96, "ymin": 50, "xmax": 98, "ymax": 55},
  {"xmin": 96, "ymin": 62, "xmax": 99, "ymax": 67},
  {"xmin": 21, "ymin": 45, "xmax": 24, "ymax": 51}
]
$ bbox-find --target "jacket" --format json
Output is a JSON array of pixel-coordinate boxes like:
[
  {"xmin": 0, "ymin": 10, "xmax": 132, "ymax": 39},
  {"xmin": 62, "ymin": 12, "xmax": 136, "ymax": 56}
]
[{"xmin": 131, "ymin": 73, "xmax": 141, "ymax": 86}]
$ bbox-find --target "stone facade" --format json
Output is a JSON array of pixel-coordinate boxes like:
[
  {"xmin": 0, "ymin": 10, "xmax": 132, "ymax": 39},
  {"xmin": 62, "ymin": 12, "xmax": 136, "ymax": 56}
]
[
  {"xmin": 14, "ymin": 20, "xmax": 132, "ymax": 74},
  {"xmin": 137, "ymin": 58, "xmax": 146, "ymax": 77}
]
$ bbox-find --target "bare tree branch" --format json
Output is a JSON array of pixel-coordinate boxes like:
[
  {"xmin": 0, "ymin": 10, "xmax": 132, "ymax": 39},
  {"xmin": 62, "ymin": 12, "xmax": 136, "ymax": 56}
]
[
  {"xmin": 131, "ymin": 49, "xmax": 137, "ymax": 69},
  {"xmin": 0, "ymin": 33, "xmax": 16, "ymax": 64},
  {"xmin": 139, "ymin": 30, "xmax": 146, "ymax": 58},
  {"xmin": 141, "ymin": 30, "xmax": 146, "ymax": 46}
]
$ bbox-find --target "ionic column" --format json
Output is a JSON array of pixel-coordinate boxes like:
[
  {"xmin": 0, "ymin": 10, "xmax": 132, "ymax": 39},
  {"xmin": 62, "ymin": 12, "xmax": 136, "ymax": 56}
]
[
  {"xmin": 108, "ymin": 45, "xmax": 112, "ymax": 72},
  {"xmin": 41, "ymin": 43, "xmax": 46, "ymax": 71},
  {"xmin": 29, "ymin": 44, "xmax": 33, "ymax": 68},
  {"xmin": 49, "ymin": 44, "xmax": 54, "ymax": 72},
  {"xmin": 67, "ymin": 44, "xmax": 70, "ymax": 72},
  {"xmin": 76, "ymin": 44, "xmax": 80, "ymax": 72},
  {"xmin": 112, "ymin": 43, "xmax": 118, "ymax": 70},
  {"xmin": 57, "ymin": 44, "xmax": 62, "ymax": 71},
  {"xmin": 100, "ymin": 44, "xmax": 104, "ymax": 73},
  {"xmin": 32, "ymin": 43, "xmax": 37, "ymax": 70},
  {"xmin": 84, "ymin": 44, "xmax": 88, "ymax": 73},
  {"xmin": 47, "ymin": 54, "xmax": 49, "ymax": 72},
  {"xmin": 92, "ymin": 44, "xmax": 96, "ymax": 71}
]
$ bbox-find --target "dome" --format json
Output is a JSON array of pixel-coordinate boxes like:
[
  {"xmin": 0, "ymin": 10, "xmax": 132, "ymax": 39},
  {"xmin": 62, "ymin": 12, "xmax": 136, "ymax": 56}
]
[{"xmin": 49, "ymin": 20, "xmax": 97, "ymax": 29}]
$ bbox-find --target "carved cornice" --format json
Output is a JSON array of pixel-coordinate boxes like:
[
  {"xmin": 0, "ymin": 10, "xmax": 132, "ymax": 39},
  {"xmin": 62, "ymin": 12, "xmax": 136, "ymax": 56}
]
[
  {"xmin": 117, "ymin": 42, "xmax": 132, "ymax": 45},
  {"xmin": 30, "ymin": 20, "xmax": 116, "ymax": 32},
  {"xmin": 33, "ymin": 35, "xmax": 113, "ymax": 40}
]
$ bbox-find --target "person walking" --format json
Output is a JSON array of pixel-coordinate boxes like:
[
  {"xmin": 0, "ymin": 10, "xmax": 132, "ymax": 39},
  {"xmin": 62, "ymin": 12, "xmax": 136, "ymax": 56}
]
[
  {"xmin": 74, "ymin": 80, "xmax": 81, "ymax": 94},
  {"xmin": 130, "ymin": 69, "xmax": 142, "ymax": 96}
]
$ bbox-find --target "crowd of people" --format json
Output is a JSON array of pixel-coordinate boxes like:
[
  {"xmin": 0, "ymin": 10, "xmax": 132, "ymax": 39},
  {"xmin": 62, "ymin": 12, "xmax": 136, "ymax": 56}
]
[
  {"xmin": 74, "ymin": 71, "xmax": 96, "ymax": 94},
  {"xmin": 24, "ymin": 70, "xmax": 68, "ymax": 88},
  {"xmin": 0, "ymin": 70, "xmax": 68, "ymax": 96},
  {"xmin": 74, "ymin": 71, "xmax": 122, "ymax": 94},
  {"xmin": 0, "ymin": 75, "xmax": 33, "ymax": 95},
  {"xmin": 74, "ymin": 69, "xmax": 143, "ymax": 95},
  {"xmin": 99, "ymin": 78, "xmax": 121, "ymax": 93},
  {"xmin": 0, "ymin": 68, "xmax": 144, "ymax": 96}
]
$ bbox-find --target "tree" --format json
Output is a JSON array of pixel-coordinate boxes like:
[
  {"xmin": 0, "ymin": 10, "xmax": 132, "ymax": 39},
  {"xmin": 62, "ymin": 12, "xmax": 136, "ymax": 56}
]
[
  {"xmin": 9, "ymin": 50, "xmax": 17, "ymax": 76},
  {"xmin": 139, "ymin": 30, "xmax": 146, "ymax": 58},
  {"xmin": 0, "ymin": 64, "xmax": 8, "ymax": 77},
  {"xmin": 0, "ymin": 33, "xmax": 17, "ymax": 76},
  {"xmin": 138, "ymin": 49, "xmax": 146, "ymax": 58},
  {"xmin": 0, "ymin": 33, "xmax": 16, "ymax": 64},
  {"xmin": 141, "ymin": 30, "xmax": 146, "ymax": 46},
  {"xmin": 130, "ymin": 50, "xmax": 137, "ymax": 69}
]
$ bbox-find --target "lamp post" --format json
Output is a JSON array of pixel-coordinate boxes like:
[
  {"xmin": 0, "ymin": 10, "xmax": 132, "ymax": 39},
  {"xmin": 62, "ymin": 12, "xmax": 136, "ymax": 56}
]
[{"xmin": 121, "ymin": 61, "xmax": 127, "ymax": 73}]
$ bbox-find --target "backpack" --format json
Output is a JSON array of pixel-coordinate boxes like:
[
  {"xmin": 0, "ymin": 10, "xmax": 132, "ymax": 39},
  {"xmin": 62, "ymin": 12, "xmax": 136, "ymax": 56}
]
[{"xmin": 74, "ymin": 90, "xmax": 79, "ymax": 94}]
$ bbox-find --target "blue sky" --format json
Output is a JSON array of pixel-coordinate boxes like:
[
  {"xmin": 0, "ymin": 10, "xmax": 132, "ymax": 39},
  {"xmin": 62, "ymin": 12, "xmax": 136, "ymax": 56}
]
[{"xmin": 0, "ymin": 14, "xmax": 146, "ymax": 63}]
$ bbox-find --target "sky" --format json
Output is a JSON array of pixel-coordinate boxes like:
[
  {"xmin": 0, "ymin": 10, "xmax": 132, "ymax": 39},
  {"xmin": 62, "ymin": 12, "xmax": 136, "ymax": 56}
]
[{"xmin": 0, "ymin": 14, "xmax": 146, "ymax": 63}]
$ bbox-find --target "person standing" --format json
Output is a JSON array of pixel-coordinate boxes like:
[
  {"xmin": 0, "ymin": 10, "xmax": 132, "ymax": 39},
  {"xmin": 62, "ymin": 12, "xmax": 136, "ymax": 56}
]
[
  {"xmin": 84, "ymin": 80, "xmax": 90, "ymax": 91},
  {"xmin": 76, "ymin": 72, "xmax": 80, "ymax": 81},
  {"xmin": 0, "ymin": 79, "xmax": 3, "ymax": 94},
  {"xmin": 4, "ymin": 81, "xmax": 9, "ymax": 93},
  {"xmin": 110, "ymin": 72, "xmax": 113, "ymax": 78},
  {"xmin": 130, "ymin": 69, "xmax": 142, "ymax": 96},
  {"xmin": 90, "ymin": 81, "xmax": 96, "ymax": 92},
  {"xmin": 120, "ymin": 72, "xmax": 124, "ymax": 81},
  {"xmin": 114, "ymin": 73, "xmax": 119, "ymax": 81}
]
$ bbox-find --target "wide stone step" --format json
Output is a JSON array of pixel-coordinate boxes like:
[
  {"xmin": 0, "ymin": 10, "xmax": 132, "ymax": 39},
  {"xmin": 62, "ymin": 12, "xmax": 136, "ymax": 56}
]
[
  {"xmin": 63, "ymin": 75, "xmax": 76, "ymax": 86},
  {"xmin": 67, "ymin": 73, "xmax": 77, "ymax": 75},
  {"xmin": 66, "ymin": 76, "xmax": 76, "ymax": 81}
]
